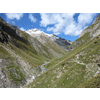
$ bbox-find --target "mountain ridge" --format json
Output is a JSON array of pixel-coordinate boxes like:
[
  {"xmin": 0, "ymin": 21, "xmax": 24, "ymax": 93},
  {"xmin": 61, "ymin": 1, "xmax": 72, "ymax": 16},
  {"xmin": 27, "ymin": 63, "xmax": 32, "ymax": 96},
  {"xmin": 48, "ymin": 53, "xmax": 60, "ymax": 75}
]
[
  {"xmin": 0, "ymin": 17, "xmax": 67, "ymax": 87},
  {"xmin": 26, "ymin": 28, "xmax": 72, "ymax": 51},
  {"xmin": 0, "ymin": 14, "xmax": 100, "ymax": 88},
  {"xmin": 79, "ymin": 14, "xmax": 100, "ymax": 38},
  {"xmin": 70, "ymin": 14, "xmax": 100, "ymax": 50},
  {"xmin": 25, "ymin": 14, "xmax": 100, "ymax": 88}
]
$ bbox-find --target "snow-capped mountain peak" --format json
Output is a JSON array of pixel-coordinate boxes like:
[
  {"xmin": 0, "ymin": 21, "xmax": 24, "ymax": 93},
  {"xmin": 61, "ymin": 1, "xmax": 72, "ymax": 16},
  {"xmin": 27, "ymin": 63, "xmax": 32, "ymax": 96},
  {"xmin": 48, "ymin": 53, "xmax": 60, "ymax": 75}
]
[
  {"xmin": 25, "ymin": 28, "xmax": 72, "ymax": 50},
  {"xmin": 26, "ymin": 28, "xmax": 51, "ymax": 37},
  {"xmin": 26, "ymin": 29, "xmax": 42, "ymax": 35}
]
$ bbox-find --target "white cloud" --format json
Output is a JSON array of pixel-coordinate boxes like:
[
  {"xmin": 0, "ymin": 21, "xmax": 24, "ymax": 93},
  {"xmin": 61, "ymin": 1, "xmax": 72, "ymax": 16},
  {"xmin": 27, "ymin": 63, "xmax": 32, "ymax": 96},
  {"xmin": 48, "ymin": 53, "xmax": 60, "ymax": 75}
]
[
  {"xmin": 20, "ymin": 27, "xmax": 26, "ymax": 31},
  {"xmin": 40, "ymin": 13, "xmax": 74, "ymax": 27},
  {"xmin": 40, "ymin": 13, "xmax": 97, "ymax": 36},
  {"xmin": 77, "ymin": 13, "xmax": 96, "ymax": 29},
  {"xmin": 29, "ymin": 14, "xmax": 37, "ymax": 23},
  {"xmin": 5, "ymin": 13, "xmax": 23, "ymax": 20}
]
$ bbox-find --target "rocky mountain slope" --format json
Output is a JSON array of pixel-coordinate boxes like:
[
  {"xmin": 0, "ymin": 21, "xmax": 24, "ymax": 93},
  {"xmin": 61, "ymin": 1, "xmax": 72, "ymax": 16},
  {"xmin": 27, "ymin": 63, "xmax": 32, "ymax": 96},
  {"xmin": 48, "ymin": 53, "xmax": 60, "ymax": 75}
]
[
  {"xmin": 26, "ymin": 29, "xmax": 72, "ymax": 51},
  {"xmin": 0, "ymin": 17, "xmax": 67, "ymax": 88},
  {"xmin": 1, "ymin": 14, "xmax": 100, "ymax": 88},
  {"xmin": 49, "ymin": 34, "xmax": 72, "ymax": 50},
  {"xmin": 70, "ymin": 14, "xmax": 100, "ymax": 50},
  {"xmin": 26, "ymin": 14, "xmax": 100, "ymax": 88}
]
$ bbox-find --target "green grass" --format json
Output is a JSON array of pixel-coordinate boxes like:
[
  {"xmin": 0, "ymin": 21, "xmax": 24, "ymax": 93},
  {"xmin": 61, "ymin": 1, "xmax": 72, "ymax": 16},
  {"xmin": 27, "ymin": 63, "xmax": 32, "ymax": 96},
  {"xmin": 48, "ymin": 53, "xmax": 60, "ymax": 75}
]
[
  {"xmin": 45, "ymin": 37, "xmax": 66, "ymax": 55},
  {"xmin": 23, "ymin": 20, "xmax": 100, "ymax": 88},
  {"xmin": 46, "ymin": 59, "xmax": 60, "ymax": 69},
  {"xmin": 9, "ymin": 30, "xmax": 66, "ymax": 68},
  {"xmin": 76, "ymin": 37, "xmax": 100, "ymax": 64},
  {"xmin": 45, "ymin": 34, "xmax": 99, "ymax": 71},
  {"xmin": 7, "ymin": 65, "xmax": 25, "ymax": 84},
  {"xmin": 10, "ymin": 31, "xmax": 67, "ymax": 68},
  {"xmin": 0, "ymin": 17, "xmax": 67, "ymax": 69},
  {"xmin": 1, "ymin": 16, "xmax": 100, "ymax": 88},
  {"xmin": 25, "ymin": 35, "xmax": 100, "ymax": 88},
  {"xmin": 70, "ymin": 32, "xmax": 91, "ymax": 49},
  {"xmin": 25, "ymin": 62, "xmax": 86, "ymax": 88},
  {"xmin": 0, "ymin": 45, "xmax": 15, "ymax": 61},
  {"xmin": 50, "ymin": 63, "xmax": 86, "ymax": 88},
  {"xmin": 0, "ymin": 46, "xmax": 10, "ymax": 58},
  {"xmin": 20, "ymin": 31, "xmax": 66, "ymax": 59},
  {"xmin": 79, "ymin": 74, "xmax": 100, "ymax": 88},
  {"xmin": 46, "ymin": 34, "xmax": 96, "ymax": 69},
  {"xmin": 9, "ymin": 43, "xmax": 46, "ymax": 67}
]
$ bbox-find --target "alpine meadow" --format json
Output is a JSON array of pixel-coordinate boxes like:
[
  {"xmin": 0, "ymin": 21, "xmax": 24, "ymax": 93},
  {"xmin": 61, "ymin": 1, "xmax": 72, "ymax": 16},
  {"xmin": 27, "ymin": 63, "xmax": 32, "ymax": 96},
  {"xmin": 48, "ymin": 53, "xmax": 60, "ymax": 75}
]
[{"xmin": 0, "ymin": 13, "xmax": 100, "ymax": 88}]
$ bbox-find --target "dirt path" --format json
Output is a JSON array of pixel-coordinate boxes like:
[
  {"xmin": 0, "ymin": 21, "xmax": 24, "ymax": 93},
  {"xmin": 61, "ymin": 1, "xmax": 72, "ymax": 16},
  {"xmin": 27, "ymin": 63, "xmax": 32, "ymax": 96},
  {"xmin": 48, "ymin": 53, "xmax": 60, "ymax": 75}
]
[{"xmin": 50, "ymin": 40, "xmax": 94, "ymax": 69}]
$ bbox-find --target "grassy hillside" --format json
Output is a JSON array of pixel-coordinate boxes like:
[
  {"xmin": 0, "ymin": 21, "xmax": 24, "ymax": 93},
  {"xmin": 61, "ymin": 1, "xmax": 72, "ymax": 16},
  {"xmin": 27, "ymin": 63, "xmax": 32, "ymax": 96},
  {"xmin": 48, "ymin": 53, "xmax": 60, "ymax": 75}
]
[
  {"xmin": 70, "ymin": 14, "xmax": 100, "ymax": 50},
  {"xmin": 25, "ymin": 30, "xmax": 100, "ymax": 88},
  {"xmin": 0, "ymin": 17, "xmax": 67, "ymax": 66},
  {"xmin": 78, "ymin": 74, "xmax": 100, "ymax": 88},
  {"xmin": 0, "ymin": 17, "xmax": 67, "ymax": 87},
  {"xmin": 1, "ymin": 14, "xmax": 100, "ymax": 88}
]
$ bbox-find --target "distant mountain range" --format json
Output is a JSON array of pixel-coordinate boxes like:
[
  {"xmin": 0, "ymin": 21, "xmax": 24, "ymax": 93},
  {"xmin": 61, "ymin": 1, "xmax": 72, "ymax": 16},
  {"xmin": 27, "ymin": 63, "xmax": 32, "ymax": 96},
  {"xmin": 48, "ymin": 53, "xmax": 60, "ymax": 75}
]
[{"xmin": 26, "ymin": 29, "xmax": 72, "ymax": 50}]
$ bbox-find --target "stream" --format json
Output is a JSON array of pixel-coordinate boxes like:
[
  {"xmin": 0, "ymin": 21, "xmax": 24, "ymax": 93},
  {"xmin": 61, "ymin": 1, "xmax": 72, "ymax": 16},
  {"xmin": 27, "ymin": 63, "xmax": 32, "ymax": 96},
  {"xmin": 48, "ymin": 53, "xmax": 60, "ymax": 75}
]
[{"xmin": 21, "ymin": 61, "xmax": 49, "ymax": 87}]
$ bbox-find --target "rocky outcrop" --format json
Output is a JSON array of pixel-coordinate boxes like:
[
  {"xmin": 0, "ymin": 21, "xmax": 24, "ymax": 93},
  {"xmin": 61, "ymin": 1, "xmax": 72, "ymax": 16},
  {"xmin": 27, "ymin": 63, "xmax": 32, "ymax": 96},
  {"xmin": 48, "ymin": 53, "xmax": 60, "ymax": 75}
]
[
  {"xmin": 0, "ymin": 18, "xmax": 27, "ymax": 44},
  {"xmin": 54, "ymin": 38, "xmax": 70, "ymax": 49},
  {"xmin": 0, "ymin": 30, "xmax": 8, "ymax": 43},
  {"xmin": 70, "ymin": 14, "xmax": 100, "ymax": 50},
  {"xmin": 79, "ymin": 14, "xmax": 100, "ymax": 38},
  {"xmin": 49, "ymin": 34, "xmax": 72, "ymax": 50}
]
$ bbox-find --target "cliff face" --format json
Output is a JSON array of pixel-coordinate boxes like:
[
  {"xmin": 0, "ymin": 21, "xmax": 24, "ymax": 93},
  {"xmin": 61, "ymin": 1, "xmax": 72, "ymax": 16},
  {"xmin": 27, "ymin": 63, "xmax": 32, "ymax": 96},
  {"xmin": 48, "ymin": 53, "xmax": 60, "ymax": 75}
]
[{"xmin": 0, "ymin": 30, "xmax": 8, "ymax": 43}]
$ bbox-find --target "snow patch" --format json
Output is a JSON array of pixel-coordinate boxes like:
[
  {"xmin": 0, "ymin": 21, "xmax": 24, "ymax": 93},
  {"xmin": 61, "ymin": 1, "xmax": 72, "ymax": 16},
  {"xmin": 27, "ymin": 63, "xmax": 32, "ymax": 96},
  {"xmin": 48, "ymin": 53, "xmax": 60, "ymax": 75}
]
[
  {"xmin": 26, "ymin": 28, "xmax": 51, "ymax": 37},
  {"xmin": 33, "ymin": 76, "xmax": 35, "ymax": 80}
]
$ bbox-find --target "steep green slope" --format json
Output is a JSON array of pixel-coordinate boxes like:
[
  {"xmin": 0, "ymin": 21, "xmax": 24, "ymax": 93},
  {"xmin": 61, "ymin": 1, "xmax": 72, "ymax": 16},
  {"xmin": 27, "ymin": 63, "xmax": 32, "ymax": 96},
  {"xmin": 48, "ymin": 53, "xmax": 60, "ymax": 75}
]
[
  {"xmin": 0, "ymin": 16, "xmax": 66, "ymax": 71},
  {"xmin": 26, "ymin": 34, "xmax": 100, "ymax": 88},
  {"xmin": 25, "ymin": 15, "xmax": 100, "ymax": 88},
  {"xmin": 0, "ymin": 17, "xmax": 67, "ymax": 87},
  {"xmin": 1, "ymin": 14, "xmax": 100, "ymax": 88},
  {"xmin": 70, "ymin": 14, "xmax": 100, "ymax": 50},
  {"xmin": 79, "ymin": 74, "xmax": 100, "ymax": 88}
]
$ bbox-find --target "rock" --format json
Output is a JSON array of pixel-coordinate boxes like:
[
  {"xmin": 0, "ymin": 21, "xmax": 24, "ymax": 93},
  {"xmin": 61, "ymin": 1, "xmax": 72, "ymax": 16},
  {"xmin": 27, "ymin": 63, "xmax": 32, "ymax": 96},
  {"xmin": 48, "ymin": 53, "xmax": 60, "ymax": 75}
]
[
  {"xmin": 79, "ymin": 28, "xmax": 91, "ymax": 38},
  {"xmin": 79, "ymin": 14, "xmax": 100, "ymax": 38},
  {"xmin": 0, "ymin": 59, "xmax": 2, "ymax": 63},
  {"xmin": 26, "ymin": 29, "xmax": 72, "ymax": 51}
]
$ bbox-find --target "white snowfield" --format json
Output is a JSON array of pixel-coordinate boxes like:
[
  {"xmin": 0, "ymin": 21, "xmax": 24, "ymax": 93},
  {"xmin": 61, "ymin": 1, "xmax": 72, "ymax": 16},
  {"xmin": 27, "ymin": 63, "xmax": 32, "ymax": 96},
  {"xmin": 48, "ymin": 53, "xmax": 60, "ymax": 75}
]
[{"xmin": 25, "ymin": 28, "xmax": 61, "ymax": 46}]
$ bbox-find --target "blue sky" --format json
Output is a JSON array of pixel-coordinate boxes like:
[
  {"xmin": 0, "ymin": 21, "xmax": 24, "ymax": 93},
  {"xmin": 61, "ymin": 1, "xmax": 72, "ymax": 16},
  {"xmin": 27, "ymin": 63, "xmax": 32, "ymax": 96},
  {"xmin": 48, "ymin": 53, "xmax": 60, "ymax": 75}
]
[{"xmin": 1, "ymin": 13, "xmax": 99, "ymax": 41}]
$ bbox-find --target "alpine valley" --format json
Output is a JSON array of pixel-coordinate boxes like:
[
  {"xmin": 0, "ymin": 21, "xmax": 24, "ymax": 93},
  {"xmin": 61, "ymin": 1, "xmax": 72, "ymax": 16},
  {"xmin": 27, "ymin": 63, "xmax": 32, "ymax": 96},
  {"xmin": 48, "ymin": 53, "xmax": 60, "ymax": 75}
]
[{"xmin": 0, "ymin": 14, "xmax": 100, "ymax": 88}]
